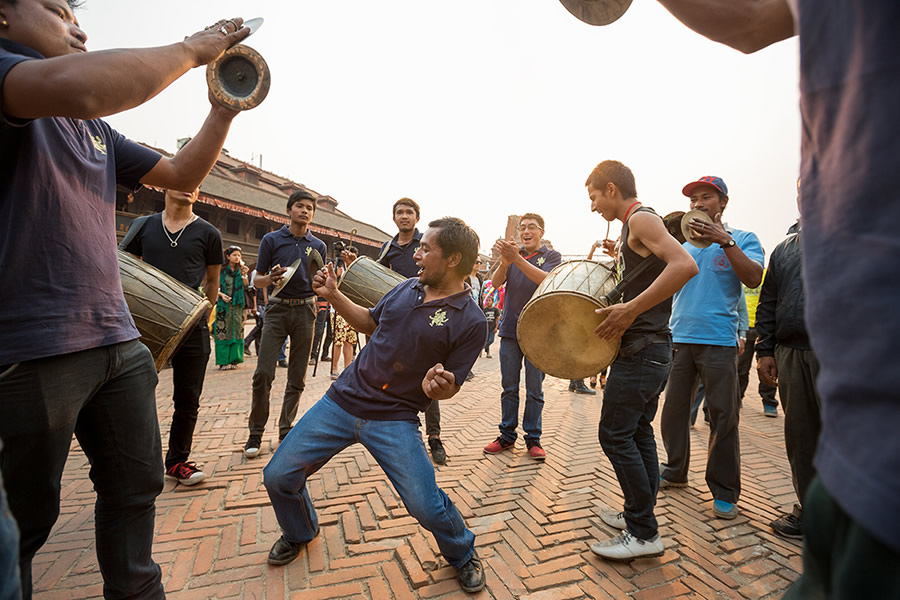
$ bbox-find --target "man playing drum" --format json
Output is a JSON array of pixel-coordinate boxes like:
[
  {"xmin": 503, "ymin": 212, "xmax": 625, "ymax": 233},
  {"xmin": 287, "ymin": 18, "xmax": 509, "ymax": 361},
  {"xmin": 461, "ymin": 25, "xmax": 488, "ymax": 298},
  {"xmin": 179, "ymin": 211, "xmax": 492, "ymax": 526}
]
[
  {"xmin": 585, "ymin": 160, "xmax": 697, "ymax": 560},
  {"xmin": 122, "ymin": 188, "xmax": 224, "ymax": 486},
  {"xmin": 483, "ymin": 213, "xmax": 562, "ymax": 460},
  {"xmin": 343, "ymin": 198, "xmax": 451, "ymax": 466},
  {"xmin": 263, "ymin": 217, "xmax": 487, "ymax": 593},
  {"xmin": 244, "ymin": 190, "xmax": 327, "ymax": 458},
  {"xmin": 0, "ymin": 3, "xmax": 249, "ymax": 597}
]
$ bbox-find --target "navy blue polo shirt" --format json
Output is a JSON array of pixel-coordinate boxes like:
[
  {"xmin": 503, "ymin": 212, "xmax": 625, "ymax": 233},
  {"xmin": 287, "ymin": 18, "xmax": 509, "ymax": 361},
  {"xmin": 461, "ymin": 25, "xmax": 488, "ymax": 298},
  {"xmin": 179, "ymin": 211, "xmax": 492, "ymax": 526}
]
[
  {"xmin": 0, "ymin": 40, "xmax": 162, "ymax": 365},
  {"xmin": 378, "ymin": 229, "xmax": 422, "ymax": 278},
  {"xmin": 497, "ymin": 245, "xmax": 562, "ymax": 338},
  {"xmin": 328, "ymin": 279, "xmax": 487, "ymax": 422},
  {"xmin": 256, "ymin": 226, "xmax": 327, "ymax": 299}
]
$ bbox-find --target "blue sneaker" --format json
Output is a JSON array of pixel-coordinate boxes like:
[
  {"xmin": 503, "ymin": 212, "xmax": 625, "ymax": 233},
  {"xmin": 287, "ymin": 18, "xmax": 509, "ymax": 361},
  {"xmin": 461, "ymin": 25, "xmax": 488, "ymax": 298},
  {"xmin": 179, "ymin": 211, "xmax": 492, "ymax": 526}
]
[
  {"xmin": 713, "ymin": 500, "xmax": 739, "ymax": 519},
  {"xmin": 763, "ymin": 405, "xmax": 778, "ymax": 417}
]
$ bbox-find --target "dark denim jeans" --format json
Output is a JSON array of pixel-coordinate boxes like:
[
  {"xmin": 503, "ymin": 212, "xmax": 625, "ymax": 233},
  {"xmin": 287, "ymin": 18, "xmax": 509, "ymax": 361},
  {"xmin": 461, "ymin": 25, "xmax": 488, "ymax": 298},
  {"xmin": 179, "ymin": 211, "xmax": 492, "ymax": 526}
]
[
  {"xmin": 264, "ymin": 395, "xmax": 475, "ymax": 569},
  {"xmin": 498, "ymin": 336, "xmax": 545, "ymax": 444},
  {"xmin": 484, "ymin": 330, "xmax": 495, "ymax": 354},
  {"xmin": 599, "ymin": 341, "xmax": 672, "ymax": 540},
  {"xmin": 250, "ymin": 302, "xmax": 316, "ymax": 438},
  {"xmin": 0, "ymin": 439, "xmax": 22, "ymax": 600},
  {"xmin": 0, "ymin": 341, "xmax": 164, "ymax": 600},
  {"xmin": 166, "ymin": 321, "xmax": 210, "ymax": 469}
]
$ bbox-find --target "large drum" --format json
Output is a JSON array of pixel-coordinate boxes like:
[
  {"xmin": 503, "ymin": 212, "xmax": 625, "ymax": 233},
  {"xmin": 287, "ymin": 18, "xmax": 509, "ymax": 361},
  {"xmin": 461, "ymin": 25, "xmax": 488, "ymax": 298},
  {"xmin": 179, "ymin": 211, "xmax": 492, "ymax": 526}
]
[
  {"xmin": 517, "ymin": 260, "xmax": 620, "ymax": 379},
  {"xmin": 118, "ymin": 250, "xmax": 211, "ymax": 371},
  {"xmin": 338, "ymin": 256, "xmax": 407, "ymax": 308}
]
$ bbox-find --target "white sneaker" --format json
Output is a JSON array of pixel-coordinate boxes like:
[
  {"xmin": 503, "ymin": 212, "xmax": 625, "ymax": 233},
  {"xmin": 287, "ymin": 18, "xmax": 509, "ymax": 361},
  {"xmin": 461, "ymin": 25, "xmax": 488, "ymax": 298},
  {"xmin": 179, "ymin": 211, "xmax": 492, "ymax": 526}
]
[
  {"xmin": 599, "ymin": 509, "xmax": 626, "ymax": 530},
  {"xmin": 244, "ymin": 435, "xmax": 262, "ymax": 458},
  {"xmin": 590, "ymin": 531, "xmax": 665, "ymax": 561}
]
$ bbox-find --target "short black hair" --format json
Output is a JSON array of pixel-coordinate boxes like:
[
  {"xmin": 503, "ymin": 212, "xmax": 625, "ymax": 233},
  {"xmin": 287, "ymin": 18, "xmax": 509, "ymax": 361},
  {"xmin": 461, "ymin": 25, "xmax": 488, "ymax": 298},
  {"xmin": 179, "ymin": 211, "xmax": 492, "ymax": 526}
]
[
  {"xmin": 393, "ymin": 197, "xmax": 420, "ymax": 219},
  {"xmin": 287, "ymin": 190, "xmax": 317, "ymax": 212},
  {"xmin": 427, "ymin": 217, "xmax": 480, "ymax": 278}
]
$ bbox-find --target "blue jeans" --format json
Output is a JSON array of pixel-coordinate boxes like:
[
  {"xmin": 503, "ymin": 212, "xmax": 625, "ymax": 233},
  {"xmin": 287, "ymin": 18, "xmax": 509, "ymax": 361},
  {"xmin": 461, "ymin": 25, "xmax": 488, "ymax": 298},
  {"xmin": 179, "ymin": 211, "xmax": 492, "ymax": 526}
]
[
  {"xmin": 264, "ymin": 395, "xmax": 475, "ymax": 569},
  {"xmin": 484, "ymin": 330, "xmax": 495, "ymax": 354},
  {"xmin": 0, "ymin": 341, "xmax": 164, "ymax": 599},
  {"xmin": 599, "ymin": 341, "xmax": 672, "ymax": 540},
  {"xmin": 498, "ymin": 337, "xmax": 545, "ymax": 444}
]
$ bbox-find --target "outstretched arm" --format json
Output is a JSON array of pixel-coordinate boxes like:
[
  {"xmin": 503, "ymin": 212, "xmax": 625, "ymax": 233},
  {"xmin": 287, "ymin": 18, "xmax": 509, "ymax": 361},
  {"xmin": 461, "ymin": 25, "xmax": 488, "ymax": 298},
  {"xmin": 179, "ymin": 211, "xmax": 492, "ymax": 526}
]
[{"xmin": 656, "ymin": 0, "xmax": 794, "ymax": 54}]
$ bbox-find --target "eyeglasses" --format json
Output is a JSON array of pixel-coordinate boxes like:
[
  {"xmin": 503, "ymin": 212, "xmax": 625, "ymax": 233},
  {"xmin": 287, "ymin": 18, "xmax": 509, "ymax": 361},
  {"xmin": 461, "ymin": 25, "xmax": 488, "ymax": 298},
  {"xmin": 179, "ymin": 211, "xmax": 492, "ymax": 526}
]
[{"xmin": 518, "ymin": 224, "xmax": 543, "ymax": 233}]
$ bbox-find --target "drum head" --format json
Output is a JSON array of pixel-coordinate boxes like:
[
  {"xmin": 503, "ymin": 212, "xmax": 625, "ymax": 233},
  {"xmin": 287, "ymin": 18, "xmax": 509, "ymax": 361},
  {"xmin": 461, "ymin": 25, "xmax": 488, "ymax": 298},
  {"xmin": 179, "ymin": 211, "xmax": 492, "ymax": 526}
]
[
  {"xmin": 681, "ymin": 209, "xmax": 713, "ymax": 248},
  {"xmin": 517, "ymin": 291, "xmax": 620, "ymax": 379}
]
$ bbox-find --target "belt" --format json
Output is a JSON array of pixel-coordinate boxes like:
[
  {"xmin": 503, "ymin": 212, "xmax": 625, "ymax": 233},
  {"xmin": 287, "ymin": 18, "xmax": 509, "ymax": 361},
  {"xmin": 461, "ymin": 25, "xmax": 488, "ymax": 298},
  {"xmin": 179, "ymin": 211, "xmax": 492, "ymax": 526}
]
[{"xmin": 268, "ymin": 296, "xmax": 315, "ymax": 306}]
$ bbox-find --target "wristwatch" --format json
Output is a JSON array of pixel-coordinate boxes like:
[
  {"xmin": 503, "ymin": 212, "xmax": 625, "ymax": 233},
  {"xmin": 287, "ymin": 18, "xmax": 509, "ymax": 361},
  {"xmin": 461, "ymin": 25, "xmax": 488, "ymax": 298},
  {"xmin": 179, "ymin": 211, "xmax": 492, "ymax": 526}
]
[{"xmin": 722, "ymin": 238, "xmax": 736, "ymax": 249}]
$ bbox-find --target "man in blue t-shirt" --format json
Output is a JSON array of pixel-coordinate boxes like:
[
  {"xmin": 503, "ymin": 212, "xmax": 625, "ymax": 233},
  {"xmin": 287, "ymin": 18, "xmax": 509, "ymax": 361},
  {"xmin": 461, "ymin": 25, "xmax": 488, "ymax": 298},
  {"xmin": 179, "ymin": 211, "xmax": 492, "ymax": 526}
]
[
  {"xmin": 482, "ymin": 213, "xmax": 562, "ymax": 460},
  {"xmin": 659, "ymin": 176, "xmax": 764, "ymax": 521},
  {"xmin": 263, "ymin": 218, "xmax": 487, "ymax": 593},
  {"xmin": 244, "ymin": 191, "xmax": 327, "ymax": 458},
  {"xmin": 0, "ymin": 6, "xmax": 250, "ymax": 597}
]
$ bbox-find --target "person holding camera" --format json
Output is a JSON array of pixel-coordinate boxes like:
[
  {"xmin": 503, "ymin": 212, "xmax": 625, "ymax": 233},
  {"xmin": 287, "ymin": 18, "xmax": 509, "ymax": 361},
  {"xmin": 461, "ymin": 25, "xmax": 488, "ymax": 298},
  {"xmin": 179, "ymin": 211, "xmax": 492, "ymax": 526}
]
[{"xmin": 244, "ymin": 191, "xmax": 327, "ymax": 458}]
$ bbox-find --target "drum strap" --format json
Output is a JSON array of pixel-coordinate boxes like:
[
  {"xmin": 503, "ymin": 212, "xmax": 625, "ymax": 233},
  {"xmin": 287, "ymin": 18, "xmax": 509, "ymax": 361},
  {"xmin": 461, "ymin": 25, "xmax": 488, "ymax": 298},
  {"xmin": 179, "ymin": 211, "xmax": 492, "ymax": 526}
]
[
  {"xmin": 118, "ymin": 215, "xmax": 150, "ymax": 252},
  {"xmin": 376, "ymin": 240, "xmax": 391, "ymax": 264}
]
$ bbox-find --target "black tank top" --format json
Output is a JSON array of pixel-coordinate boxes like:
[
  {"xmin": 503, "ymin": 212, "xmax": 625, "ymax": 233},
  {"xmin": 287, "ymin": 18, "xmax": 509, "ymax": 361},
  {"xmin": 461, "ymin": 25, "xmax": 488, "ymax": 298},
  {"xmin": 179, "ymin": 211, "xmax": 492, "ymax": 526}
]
[{"xmin": 619, "ymin": 206, "xmax": 671, "ymax": 339}]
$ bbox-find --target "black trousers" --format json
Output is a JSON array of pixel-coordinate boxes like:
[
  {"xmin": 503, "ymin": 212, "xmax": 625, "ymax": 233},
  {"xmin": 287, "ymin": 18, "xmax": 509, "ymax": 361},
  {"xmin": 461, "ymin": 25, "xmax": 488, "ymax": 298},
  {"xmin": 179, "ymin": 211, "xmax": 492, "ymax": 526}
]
[
  {"xmin": 311, "ymin": 309, "xmax": 328, "ymax": 360},
  {"xmin": 738, "ymin": 328, "xmax": 777, "ymax": 408},
  {"xmin": 165, "ymin": 321, "xmax": 211, "ymax": 469}
]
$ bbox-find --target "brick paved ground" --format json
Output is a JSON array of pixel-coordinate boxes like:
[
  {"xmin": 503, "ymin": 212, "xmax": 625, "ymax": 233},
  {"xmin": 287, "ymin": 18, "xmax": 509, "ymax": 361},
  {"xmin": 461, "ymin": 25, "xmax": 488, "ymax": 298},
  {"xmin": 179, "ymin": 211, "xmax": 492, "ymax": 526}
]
[{"xmin": 33, "ymin": 343, "xmax": 802, "ymax": 599}]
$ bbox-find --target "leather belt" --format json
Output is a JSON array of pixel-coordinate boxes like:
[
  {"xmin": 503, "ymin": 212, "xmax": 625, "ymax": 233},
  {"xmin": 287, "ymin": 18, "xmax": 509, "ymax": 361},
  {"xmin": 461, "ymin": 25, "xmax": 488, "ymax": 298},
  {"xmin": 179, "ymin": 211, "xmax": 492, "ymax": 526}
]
[{"xmin": 268, "ymin": 296, "xmax": 315, "ymax": 307}]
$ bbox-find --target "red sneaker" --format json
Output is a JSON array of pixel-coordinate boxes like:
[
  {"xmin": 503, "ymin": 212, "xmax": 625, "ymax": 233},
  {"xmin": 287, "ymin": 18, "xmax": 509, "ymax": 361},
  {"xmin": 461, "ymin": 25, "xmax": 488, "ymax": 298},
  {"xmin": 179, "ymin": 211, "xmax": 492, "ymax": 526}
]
[
  {"xmin": 165, "ymin": 461, "xmax": 206, "ymax": 485},
  {"xmin": 527, "ymin": 443, "xmax": 546, "ymax": 460},
  {"xmin": 483, "ymin": 437, "xmax": 514, "ymax": 454}
]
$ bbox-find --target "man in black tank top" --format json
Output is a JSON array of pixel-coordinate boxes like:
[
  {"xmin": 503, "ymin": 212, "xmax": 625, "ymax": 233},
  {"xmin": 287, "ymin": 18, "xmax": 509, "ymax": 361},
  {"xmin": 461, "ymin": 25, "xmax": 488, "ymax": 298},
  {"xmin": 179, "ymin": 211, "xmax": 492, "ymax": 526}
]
[{"xmin": 583, "ymin": 161, "xmax": 698, "ymax": 561}]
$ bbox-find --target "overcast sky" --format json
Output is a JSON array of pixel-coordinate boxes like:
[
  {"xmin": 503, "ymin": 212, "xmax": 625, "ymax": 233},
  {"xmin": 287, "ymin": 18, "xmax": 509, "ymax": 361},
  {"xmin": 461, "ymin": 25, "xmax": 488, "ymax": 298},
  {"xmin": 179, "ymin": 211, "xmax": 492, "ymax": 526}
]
[{"xmin": 78, "ymin": 0, "xmax": 801, "ymax": 260}]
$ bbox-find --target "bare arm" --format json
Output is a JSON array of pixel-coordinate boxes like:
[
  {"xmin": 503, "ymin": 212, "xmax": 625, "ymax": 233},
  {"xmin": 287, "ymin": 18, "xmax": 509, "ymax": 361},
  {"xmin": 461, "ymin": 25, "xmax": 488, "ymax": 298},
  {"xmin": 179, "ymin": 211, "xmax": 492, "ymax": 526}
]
[
  {"xmin": 724, "ymin": 245, "xmax": 764, "ymax": 288},
  {"xmin": 203, "ymin": 264, "xmax": 221, "ymax": 311},
  {"xmin": 313, "ymin": 264, "xmax": 376, "ymax": 336},
  {"xmin": 595, "ymin": 213, "xmax": 698, "ymax": 339},
  {"xmin": 2, "ymin": 23, "xmax": 249, "ymax": 120},
  {"xmin": 656, "ymin": 0, "xmax": 794, "ymax": 54}
]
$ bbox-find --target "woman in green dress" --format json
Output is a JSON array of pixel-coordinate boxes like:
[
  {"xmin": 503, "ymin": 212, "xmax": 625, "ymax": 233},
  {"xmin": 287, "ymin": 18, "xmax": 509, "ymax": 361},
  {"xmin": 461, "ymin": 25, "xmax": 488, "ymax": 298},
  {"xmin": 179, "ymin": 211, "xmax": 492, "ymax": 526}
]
[{"xmin": 215, "ymin": 246, "xmax": 247, "ymax": 369}]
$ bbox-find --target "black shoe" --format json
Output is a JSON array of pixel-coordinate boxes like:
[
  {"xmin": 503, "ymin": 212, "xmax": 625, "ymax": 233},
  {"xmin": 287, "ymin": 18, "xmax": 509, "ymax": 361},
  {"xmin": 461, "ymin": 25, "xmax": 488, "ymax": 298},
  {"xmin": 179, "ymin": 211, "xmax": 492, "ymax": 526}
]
[
  {"xmin": 267, "ymin": 536, "xmax": 305, "ymax": 565},
  {"xmin": 572, "ymin": 381, "xmax": 597, "ymax": 395},
  {"xmin": 770, "ymin": 508, "xmax": 803, "ymax": 540},
  {"xmin": 244, "ymin": 435, "xmax": 262, "ymax": 458},
  {"xmin": 320, "ymin": 355, "xmax": 331, "ymax": 362},
  {"xmin": 244, "ymin": 346, "xmax": 252, "ymax": 356},
  {"xmin": 428, "ymin": 438, "xmax": 447, "ymax": 465},
  {"xmin": 278, "ymin": 359, "xmax": 289, "ymax": 368},
  {"xmin": 457, "ymin": 552, "xmax": 485, "ymax": 593}
]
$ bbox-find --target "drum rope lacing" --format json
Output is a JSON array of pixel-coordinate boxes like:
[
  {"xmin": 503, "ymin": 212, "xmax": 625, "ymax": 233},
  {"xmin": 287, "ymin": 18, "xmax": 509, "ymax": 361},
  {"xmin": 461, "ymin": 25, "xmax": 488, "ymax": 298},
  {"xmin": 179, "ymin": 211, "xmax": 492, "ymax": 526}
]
[{"xmin": 162, "ymin": 214, "xmax": 198, "ymax": 248}]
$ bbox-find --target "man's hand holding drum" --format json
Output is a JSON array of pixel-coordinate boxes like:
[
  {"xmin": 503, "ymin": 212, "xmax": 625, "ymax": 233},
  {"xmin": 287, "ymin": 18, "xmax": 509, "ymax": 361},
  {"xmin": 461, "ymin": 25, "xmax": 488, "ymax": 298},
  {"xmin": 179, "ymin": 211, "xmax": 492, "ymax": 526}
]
[{"xmin": 594, "ymin": 302, "xmax": 640, "ymax": 341}]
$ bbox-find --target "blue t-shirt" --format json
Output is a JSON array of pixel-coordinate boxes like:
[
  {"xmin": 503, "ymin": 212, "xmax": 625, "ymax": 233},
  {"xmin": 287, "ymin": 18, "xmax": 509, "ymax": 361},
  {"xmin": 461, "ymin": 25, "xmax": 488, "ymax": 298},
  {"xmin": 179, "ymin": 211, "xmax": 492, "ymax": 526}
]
[
  {"xmin": 378, "ymin": 229, "xmax": 422, "ymax": 278},
  {"xmin": 256, "ymin": 226, "xmax": 327, "ymax": 299},
  {"xmin": 671, "ymin": 228, "xmax": 764, "ymax": 347},
  {"xmin": 328, "ymin": 279, "xmax": 487, "ymax": 422},
  {"xmin": 497, "ymin": 245, "xmax": 562, "ymax": 339},
  {"xmin": 797, "ymin": 1, "xmax": 900, "ymax": 551},
  {"xmin": 0, "ymin": 40, "xmax": 162, "ymax": 365}
]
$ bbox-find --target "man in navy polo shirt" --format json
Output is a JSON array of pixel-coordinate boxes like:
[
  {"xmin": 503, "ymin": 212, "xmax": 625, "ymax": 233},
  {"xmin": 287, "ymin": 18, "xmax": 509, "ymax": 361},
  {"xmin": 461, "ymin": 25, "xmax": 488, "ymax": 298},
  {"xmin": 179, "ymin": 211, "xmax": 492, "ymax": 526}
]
[
  {"xmin": 659, "ymin": 176, "xmax": 764, "ymax": 520},
  {"xmin": 342, "ymin": 198, "xmax": 452, "ymax": 465},
  {"xmin": 263, "ymin": 217, "xmax": 487, "ymax": 593},
  {"xmin": 483, "ymin": 213, "xmax": 562, "ymax": 460},
  {"xmin": 0, "ymin": 4, "xmax": 249, "ymax": 597},
  {"xmin": 244, "ymin": 190, "xmax": 327, "ymax": 458}
]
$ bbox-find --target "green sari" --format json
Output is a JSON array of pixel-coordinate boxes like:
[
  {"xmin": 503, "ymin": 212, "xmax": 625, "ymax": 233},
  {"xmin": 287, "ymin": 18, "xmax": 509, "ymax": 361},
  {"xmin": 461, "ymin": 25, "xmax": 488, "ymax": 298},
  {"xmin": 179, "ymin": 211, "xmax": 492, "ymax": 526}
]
[{"xmin": 215, "ymin": 266, "xmax": 245, "ymax": 366}]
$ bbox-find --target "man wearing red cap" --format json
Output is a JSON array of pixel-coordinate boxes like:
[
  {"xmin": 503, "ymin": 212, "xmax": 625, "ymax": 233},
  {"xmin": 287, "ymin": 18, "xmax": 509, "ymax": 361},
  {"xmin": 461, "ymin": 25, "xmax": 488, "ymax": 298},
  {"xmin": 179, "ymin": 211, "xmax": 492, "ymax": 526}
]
[{"xmin": 659, "ymin": 176, "xmax": 763, "ymax": 520}]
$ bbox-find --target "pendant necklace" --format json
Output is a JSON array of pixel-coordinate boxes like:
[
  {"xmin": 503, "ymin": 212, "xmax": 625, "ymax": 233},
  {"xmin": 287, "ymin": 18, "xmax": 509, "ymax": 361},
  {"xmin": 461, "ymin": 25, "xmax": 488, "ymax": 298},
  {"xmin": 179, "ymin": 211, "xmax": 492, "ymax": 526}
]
[{"xmin": 163, "ymin": 214, "xmax": 197, "ymax": 248}]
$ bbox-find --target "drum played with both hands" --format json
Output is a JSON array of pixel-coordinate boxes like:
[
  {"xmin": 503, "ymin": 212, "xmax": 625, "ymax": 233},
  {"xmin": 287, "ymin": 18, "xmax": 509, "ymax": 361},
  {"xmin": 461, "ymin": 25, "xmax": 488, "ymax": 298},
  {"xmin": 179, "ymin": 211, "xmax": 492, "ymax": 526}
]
[
  {"xmin": 118, "ymin": 250, "xmax": 211, "ymax": 372},
  {"xmin": 338, "ymin": 256, "xmax": 408, "ymax": 308},
  {"xmin": 517, "ymin": 260, "xmax": 621, "ymax": 380}
]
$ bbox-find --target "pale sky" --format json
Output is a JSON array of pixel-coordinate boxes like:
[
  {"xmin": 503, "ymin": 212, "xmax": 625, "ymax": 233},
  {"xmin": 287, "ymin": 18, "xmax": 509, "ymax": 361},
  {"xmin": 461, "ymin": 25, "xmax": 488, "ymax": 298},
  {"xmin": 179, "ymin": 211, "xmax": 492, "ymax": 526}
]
[{"xmin": 77, "ymin": 1, "xmax": 801, "ymax": 260}]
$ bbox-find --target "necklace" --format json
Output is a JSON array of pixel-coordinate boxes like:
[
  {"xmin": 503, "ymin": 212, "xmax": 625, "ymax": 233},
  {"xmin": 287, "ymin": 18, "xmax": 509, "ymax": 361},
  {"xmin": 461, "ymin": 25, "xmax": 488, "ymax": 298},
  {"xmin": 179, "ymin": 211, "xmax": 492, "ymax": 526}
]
[{"xmin": 162, "ymin": 213, "xmax": 197, "ymax": 248}]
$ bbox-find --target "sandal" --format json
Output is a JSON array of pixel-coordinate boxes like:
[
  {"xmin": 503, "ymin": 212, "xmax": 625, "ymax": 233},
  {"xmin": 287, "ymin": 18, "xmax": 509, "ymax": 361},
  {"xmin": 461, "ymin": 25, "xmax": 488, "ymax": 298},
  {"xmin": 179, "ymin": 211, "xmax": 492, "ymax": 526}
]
[
  {"xmin": 330, "ymin": 372, "xmax": 339, "ymax": 380},
  {"xmin": 589, "ymin": 376, "xmax": 597, "ymax": 388}
]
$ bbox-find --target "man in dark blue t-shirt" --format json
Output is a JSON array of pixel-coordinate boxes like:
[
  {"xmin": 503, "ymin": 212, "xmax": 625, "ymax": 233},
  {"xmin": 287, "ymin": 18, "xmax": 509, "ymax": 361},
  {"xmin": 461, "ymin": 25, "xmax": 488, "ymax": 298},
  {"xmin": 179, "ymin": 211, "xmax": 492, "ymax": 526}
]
[
  {"xmin": 263, "ymin": 218, "xmax": 488, "ymax": 593},
  {"xmin": 482, "ymin": 213, "xmax": 562, "ymax": 460},
  {"xmin": 244, "ymin": 191, "xmax": 327, "ymax": 458},
  {"xmin": 0, "ymin": 6, "xmax": 249, "ymax": 597}
]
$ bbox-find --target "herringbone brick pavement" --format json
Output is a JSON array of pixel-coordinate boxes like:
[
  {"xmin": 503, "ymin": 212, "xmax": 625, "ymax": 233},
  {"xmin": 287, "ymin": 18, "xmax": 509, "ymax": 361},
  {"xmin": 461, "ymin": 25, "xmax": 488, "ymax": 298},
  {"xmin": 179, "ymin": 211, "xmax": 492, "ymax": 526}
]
[{"xmin": 32, "ymin": 343, "xmax": 802, "ymax": 599}]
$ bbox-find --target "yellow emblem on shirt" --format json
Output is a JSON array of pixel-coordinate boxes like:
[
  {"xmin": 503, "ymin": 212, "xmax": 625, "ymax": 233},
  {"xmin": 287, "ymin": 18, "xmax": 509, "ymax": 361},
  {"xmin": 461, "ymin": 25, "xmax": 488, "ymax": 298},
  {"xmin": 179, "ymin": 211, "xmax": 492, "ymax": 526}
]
[
  {"xmin": 537, "ymin": 257, "xmax": 545, "ymax": 266},
  {"xmin": 305, "ymin": 247, "xmax": 312, "ymax": 256},
  {"xmin": 91, "ymin": 135, "xmax": 107, "ymax": 155},
  {"xmin": 429, "ymin": 308, "xmax": 449, "ymax": 327}
]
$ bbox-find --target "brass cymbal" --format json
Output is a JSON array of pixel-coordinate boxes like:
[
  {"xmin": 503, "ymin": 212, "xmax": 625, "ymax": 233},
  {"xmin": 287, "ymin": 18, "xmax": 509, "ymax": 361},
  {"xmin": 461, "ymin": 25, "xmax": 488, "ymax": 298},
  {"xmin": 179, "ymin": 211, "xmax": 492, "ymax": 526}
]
[
  {"xmin": 270, "ymin": 257, "xmax": 302, "ymax": 299},
  {"xmin": 206, "ymin": 44, "xmax": 271, "ymax": 111},
  {"xmin": 681, "ymin": 209, "xmax": 714, "ymax": 248},
  {"xmin": 558, "ymin": 0, "xmax": 633, "ymax": 26}
]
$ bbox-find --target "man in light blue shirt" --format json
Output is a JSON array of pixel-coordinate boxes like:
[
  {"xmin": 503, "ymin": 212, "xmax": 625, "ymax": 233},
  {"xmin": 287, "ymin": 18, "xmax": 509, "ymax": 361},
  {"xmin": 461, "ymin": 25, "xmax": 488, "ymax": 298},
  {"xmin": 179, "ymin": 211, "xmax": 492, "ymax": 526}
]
[{"xmin": 659, "ymin": 176, "xmax": 764, "ymax": 520}]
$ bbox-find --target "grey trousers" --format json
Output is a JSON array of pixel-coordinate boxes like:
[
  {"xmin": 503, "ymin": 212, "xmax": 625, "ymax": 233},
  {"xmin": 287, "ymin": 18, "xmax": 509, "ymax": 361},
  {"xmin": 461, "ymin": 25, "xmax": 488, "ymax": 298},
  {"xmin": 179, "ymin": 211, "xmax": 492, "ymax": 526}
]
[
  {"xmin": 250, "ymin": 302, "xmax": 316, "ymax": 439},
  {"xmin": 774, "ymin": 345, "xmax": 822, "ymax": 505},
  {"xmin": 424, "ymin": 400, "xmax": 441, "ymax": 438},
  {"xmin": 661, "ymin": 343, "xmax": 741, "ymax": 504}
]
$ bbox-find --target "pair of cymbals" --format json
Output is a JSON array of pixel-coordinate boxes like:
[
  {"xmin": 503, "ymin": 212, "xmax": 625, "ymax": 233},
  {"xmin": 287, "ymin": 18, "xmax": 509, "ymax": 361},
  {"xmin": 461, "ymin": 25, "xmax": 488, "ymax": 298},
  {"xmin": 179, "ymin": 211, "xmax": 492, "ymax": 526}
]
[
  {"xmin": 680, "ymin": 210, "xmax": 715, "ymax": 248},
  {"xmin": 270, "ymin": 250, "xmax": 325, "ymax": 298}
]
